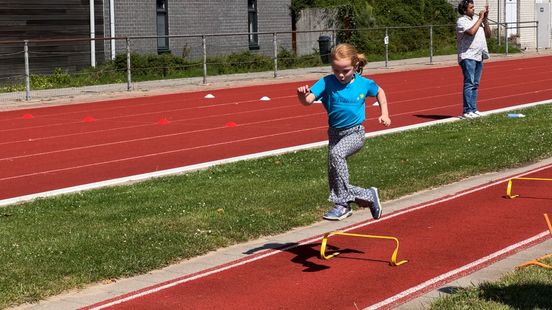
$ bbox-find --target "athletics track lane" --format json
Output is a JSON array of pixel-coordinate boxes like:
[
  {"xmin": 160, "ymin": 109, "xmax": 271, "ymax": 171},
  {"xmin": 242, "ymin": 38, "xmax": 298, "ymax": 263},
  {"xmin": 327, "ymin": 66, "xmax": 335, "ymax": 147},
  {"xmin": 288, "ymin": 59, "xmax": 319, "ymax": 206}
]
[
  {"xmin": 1, "ymin": 56, "xmax": 552, "ymax": 200},
  {"xmin": 84, "ymin": 163, "xmax": 552, "ymax": 310}
]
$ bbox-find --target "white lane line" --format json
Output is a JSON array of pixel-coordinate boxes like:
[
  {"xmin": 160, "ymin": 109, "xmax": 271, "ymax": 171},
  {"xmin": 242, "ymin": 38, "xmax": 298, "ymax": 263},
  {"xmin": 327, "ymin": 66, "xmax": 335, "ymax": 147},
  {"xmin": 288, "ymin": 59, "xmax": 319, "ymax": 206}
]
[
  {"xmin": 2, "ymin": 99, "xmax": 550, "ymax": 206},
  {"xmin": 364, "ymin": 232, "xmax": 550, "ymax": 310}
]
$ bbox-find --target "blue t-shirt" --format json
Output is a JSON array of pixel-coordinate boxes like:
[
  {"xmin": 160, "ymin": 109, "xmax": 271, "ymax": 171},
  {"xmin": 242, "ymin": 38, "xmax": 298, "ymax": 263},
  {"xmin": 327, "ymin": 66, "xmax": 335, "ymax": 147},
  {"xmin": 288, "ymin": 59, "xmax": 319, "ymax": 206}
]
[{"xmin": 310, "ymin": 73, "xmax": 380, "ymax": 129}]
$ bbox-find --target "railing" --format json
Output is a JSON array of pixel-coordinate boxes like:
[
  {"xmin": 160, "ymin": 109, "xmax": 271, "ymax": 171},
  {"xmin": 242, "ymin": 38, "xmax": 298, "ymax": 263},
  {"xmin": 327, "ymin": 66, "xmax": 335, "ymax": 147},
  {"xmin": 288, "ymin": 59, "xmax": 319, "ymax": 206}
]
[{"xmin": 0, "ymin": 22, "xmax": 540, "ymax": 102}]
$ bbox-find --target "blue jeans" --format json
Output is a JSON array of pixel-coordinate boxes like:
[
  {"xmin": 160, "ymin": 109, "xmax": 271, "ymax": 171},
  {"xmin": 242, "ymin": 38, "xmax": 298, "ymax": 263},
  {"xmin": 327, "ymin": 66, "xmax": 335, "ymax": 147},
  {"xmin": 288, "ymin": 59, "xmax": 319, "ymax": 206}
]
[{"xmin": 460, "ymin": 59, "xmax": 483, "ymax": 114}]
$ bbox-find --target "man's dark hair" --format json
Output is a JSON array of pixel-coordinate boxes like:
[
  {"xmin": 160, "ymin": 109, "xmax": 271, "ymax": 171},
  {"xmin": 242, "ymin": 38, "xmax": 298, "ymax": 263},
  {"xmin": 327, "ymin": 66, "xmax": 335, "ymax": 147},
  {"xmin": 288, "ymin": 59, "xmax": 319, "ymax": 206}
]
[{"xmin": 458, "ymin": 0, "xmax": 474, "ymax": 15}]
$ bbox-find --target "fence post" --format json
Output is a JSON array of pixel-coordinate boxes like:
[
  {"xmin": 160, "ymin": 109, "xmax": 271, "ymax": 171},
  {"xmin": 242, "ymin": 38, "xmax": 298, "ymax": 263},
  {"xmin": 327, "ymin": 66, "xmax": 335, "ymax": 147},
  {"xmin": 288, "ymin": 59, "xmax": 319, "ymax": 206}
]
[
  {"xmin": 24, "ymin": 40, "xmax": 31, "ymax": 101},
  {"xmin": 384, "ymin": 27, "xmax": 389, "ymax": 68},
  {"xmin": 202, "ymin": 35, "xmax": 207, "ymax": 84},
  {"xmin": 536, "ymin": 21, "xmax": 539, "ymax": 53},
  {"xmin": 505, "ymin": 23, "xmax": 509, "ymax": 56},
  {"xmin": 429, "ymin": 25, "xmax": 433, "ymax": 65},
  {"xmin": 273, "ymin": 33, "xmax": 278, "ymax": 78},
  {"xmin": 126, "ymin": 38, "xmax": 132, "ymax": 91}
]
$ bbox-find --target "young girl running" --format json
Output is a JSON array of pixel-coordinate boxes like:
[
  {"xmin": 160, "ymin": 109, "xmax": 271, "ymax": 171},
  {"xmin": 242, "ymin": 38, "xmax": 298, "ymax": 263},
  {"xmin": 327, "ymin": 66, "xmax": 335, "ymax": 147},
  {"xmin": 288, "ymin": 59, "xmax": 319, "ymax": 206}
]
[{"xmin": 297, "ymin": 43, "xmax": 391, "ymax": 221}]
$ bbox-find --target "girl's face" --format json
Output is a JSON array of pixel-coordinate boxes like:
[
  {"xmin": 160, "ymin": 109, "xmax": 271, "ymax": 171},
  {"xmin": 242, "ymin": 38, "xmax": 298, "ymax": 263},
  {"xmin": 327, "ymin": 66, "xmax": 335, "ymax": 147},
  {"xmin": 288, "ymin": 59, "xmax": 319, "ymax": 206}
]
[{"xmin": 332, "ymin": 58, "xmax": 356, "ymax": 84}]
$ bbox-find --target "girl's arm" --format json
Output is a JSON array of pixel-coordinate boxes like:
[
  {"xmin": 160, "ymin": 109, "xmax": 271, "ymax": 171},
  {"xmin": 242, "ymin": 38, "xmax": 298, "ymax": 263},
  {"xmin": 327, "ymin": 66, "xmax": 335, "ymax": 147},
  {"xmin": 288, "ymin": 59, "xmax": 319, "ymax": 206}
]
[
  {"xmin": 297, "ymin": 85, "xmax": 316, "ymax": 106},
  {"xmin": 376, "ymin": 88, "xmax": 391, "ymax": 127}
]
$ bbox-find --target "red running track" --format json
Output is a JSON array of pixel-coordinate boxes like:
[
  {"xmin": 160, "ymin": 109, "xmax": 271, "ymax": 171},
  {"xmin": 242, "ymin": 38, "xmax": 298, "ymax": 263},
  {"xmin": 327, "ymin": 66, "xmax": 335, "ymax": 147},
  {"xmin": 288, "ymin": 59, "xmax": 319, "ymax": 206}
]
[
  {"xmin": 1, "ymin": 56, "xmax": 552, "ymax": 201},
  {"xmin": 84, "ymin": 164, "xmax": 552, "ymax": 310}
]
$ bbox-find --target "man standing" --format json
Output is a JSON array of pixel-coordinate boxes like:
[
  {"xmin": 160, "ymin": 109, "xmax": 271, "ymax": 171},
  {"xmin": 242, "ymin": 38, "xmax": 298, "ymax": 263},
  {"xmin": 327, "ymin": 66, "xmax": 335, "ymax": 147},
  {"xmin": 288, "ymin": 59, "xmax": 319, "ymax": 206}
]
[{"xmin": 456, "ymin": 0, "xmax": 492, "ymax": 119}]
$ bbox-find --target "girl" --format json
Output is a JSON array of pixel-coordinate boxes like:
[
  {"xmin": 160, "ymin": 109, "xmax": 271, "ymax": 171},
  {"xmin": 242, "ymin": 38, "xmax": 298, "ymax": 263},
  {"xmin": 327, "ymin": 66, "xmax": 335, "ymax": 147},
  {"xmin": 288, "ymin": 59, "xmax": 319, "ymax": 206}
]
[{"xmin": 297, "ymin": 43, "xmax": 391, "ymax": 221}]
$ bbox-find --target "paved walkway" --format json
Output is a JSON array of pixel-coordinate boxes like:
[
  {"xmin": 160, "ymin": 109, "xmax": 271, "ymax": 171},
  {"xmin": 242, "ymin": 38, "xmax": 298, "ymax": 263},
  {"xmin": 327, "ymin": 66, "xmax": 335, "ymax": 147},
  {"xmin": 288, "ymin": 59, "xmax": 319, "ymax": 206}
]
[{"xmin": 2, "ymin": 50, "xmax": 551, "ymax": 112}]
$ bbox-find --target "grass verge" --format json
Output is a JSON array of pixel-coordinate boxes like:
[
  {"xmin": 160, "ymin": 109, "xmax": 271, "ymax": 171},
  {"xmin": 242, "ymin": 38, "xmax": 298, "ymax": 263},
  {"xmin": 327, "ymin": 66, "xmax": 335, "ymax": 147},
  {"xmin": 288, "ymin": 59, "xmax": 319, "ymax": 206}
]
[
  {"xmin": 0, "ymin": 104, "xmax": 551, "ymax": 308},
  {"xmin": 430, "ymin": 257, "xmax": 552, "ymax": 309}
]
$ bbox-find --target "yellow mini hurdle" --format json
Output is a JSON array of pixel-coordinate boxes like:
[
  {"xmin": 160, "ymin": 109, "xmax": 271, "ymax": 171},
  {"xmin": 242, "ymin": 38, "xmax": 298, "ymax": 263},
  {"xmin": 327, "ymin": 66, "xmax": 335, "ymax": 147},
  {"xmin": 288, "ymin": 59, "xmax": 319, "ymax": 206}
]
[
  {"xmin": 506, "ymin": 177, "xmax": 552, "ymax": 199},
  {"xmin": 518, "ymin": 214, "xmax": 552, "ymax": 269},
  {"xmin": 320, "ymin": 231, "xmax": 408, "ymax": 266}
]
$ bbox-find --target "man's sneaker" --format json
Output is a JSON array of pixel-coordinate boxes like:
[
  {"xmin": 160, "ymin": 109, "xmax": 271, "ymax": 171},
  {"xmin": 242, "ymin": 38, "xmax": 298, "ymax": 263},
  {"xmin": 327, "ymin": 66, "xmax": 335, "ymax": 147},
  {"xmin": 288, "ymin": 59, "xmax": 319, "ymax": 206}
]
[
  {"xmin": 472, "ymin": 111, "xmax": 484, "ymax": 117},
  {"xmin": 323, "ymin": 204, "xmax": 352, "ymax": 221},
  {"xmin": 462, "ymin": 112, "xmax": 475, "ymax": 119},
  {"xmin": 369, "ymin": 187, "xmax": 382, "ymax": 220}
]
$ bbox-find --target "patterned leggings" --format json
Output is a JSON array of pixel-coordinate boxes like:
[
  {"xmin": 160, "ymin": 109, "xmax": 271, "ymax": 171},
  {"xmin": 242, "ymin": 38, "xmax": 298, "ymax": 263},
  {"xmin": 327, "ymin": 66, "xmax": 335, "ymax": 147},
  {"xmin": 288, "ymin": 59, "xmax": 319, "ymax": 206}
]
[{"xmin": 327, "ymin": 124, "xmax": 376, "ymax": 206}]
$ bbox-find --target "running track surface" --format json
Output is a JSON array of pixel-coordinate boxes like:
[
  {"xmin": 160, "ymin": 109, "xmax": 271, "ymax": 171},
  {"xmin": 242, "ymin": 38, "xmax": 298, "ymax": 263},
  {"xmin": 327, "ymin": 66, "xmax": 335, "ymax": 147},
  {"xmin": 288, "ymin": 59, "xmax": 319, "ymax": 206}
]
[
  {"xmin": 1, "ymin": 56, "xmax": 552, "ymax": 201},
  {"xmin": 84, "ymin": 163, "xmax": 552, "ymax": 310}
]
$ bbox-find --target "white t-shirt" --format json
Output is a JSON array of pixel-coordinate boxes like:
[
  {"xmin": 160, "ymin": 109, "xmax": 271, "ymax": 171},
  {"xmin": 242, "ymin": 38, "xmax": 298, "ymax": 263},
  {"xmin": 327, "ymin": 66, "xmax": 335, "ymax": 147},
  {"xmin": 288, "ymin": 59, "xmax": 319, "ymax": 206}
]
[{"xmin": 456, "ymin": 15, "xmax": 489, "ymax": 63}]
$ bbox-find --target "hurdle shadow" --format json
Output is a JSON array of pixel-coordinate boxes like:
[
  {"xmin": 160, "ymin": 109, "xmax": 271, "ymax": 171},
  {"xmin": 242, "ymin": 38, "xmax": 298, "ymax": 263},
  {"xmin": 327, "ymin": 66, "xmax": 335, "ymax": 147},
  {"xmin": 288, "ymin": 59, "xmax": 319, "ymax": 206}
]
[
  {"xmin": 502, "ymin": 195, "xmax": 552, "ymax": 200},
  {"xmin": 438, "ymin": 286, "xmax": 464, "ymax": 294},
  {"xmin": 244, "ymin": 242, "xmax": 368, "ymax": 272},
  {"xmin": 413, "ymin": 114, "xmax": 453, "ymax": 120}
]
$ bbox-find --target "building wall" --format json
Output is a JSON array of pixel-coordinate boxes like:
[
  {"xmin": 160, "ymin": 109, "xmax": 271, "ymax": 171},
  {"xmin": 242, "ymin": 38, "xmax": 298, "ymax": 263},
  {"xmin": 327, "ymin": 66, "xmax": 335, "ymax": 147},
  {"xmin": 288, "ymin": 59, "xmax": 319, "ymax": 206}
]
[
  {"xmin": 0, "ymin": 0, "xmax": 104, "ymax": 80},
  {"xmin": 519, "ymin": 0, "xmax": 535, "ymax": 48},
  {"xmin": 295, "ymin": 8, "xmax": 336, "ymax": 56},
  {"xmin": 103, "ymin": 0, "xmax": 292, "ymax": 60},
  {"xmin": 519, "ymin": 0, "xmax": 551, "ymax": 49},
  {"xmin": 103, "ymin": 0, "xmax": 157, "ymax": 57}
]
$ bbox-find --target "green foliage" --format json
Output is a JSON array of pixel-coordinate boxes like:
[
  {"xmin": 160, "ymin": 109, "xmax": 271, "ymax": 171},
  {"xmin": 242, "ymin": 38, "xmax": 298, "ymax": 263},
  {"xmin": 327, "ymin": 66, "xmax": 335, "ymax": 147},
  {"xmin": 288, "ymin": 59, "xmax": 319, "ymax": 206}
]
[
  {"xmin": 291, "ymin": 0, "xmax": 458, "ymax": 59},
  {"xmin": 277, "ymin": 48, "xmax": 324, "ymax": 69},
  {"xmin": 0, "ymin": 50, "xmax": 327, "ymax": 93},
  {"xmin": 430, "ymin": 257, "xmax": 552, "ymax": 309}
]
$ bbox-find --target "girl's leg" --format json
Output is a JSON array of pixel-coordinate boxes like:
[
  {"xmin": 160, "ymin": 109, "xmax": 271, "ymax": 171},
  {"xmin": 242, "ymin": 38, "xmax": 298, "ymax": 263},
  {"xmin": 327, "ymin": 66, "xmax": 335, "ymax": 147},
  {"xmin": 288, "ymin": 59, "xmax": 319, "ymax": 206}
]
[{"xmin": 327, "ymin": 125, "xmax": 365, "ymax": 206}]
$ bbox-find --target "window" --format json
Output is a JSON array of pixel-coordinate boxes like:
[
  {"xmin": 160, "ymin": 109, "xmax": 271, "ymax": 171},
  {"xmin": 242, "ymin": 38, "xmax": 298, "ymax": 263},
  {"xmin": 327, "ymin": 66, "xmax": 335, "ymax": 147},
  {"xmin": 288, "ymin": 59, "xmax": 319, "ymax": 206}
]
[
  {"xmin": 248, "ymin": 0, "xmax": 259, "ymax": 49},
  {"xmin": 156, "ymin": 0, "xmax": 169, "ymax": 53}
]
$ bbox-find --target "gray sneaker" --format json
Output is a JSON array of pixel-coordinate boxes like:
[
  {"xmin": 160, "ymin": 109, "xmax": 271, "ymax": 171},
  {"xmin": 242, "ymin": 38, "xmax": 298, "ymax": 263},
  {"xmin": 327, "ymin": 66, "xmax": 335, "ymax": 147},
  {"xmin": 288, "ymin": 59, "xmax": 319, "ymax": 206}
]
[
  {"xmin": 369, "ymin": 187, "xmax": 382, "ymax": 220},
  {"xmin": 323, "ymin": 204, "xmax": 352, "ymax": 221}
]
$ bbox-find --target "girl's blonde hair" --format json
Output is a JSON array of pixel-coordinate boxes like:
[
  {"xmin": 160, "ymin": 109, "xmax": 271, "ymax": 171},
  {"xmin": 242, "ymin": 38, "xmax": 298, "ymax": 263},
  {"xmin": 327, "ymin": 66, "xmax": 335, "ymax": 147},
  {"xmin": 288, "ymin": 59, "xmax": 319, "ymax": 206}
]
[{"xmin": 331, "ymin": 43, "xmax": 368, "ymax": 74}]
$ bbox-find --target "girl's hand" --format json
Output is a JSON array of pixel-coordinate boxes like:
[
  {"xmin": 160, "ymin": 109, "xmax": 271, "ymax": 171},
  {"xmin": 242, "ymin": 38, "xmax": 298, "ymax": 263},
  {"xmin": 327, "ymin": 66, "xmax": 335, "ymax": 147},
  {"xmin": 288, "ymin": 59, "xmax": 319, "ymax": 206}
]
[
  {"xmin": 297, "ymin": 85, "xmax": 314, "ymax": 106},
  {"xmin": 297, "ymin": 85, "xmax": 310, "ymax": 95},
  {"xmin": 378, "ymin": 115, "xmax": 391, "ymax": 127}
]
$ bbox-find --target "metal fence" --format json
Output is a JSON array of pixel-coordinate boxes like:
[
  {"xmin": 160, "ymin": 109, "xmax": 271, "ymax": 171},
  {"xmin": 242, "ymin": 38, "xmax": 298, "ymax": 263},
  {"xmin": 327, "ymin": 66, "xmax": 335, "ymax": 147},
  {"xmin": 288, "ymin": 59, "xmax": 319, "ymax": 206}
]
[{"xmin": 0, "ymin": 21, "xmax": 540, "ymax": 102}]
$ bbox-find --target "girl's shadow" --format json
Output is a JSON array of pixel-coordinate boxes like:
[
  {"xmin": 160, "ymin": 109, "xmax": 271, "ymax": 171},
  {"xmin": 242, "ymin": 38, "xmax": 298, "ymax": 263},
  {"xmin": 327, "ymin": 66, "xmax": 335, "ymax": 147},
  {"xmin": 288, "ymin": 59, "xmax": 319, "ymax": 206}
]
[{"xmin": 243, "ymin": 242, "xmax": 364, "ymax": 272}]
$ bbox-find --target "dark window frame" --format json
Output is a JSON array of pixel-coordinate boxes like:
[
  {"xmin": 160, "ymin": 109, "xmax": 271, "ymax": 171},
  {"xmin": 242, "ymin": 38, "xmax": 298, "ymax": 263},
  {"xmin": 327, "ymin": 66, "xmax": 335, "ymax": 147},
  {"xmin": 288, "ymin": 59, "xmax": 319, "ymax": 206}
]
[
  {"xmin": 156, "ymin": 0, "xmax": 170, "ymax": 53},
  {"xmin": 248, "ymin": 0, "xmax": 259, "ymax": 50}
]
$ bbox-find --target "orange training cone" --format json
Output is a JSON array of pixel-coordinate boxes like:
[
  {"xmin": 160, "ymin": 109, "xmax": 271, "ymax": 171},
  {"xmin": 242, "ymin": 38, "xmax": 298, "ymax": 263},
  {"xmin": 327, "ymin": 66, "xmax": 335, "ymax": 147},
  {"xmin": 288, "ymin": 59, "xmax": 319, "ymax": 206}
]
[{"xmin": 158, "ymin": 118, "xmax": 171, "ymax": 125}]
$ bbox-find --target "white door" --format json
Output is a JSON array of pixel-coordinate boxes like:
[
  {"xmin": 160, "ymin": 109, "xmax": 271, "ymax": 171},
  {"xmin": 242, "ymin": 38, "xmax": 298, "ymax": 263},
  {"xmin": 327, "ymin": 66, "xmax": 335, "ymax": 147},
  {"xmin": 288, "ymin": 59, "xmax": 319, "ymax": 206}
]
[
  {"xmin": 505, "ymin": 0, "xmax": 518, "ymax": 36},
  {"xmin": 536, "ymin": 3, "xmax": 551, "ymax": 49}
]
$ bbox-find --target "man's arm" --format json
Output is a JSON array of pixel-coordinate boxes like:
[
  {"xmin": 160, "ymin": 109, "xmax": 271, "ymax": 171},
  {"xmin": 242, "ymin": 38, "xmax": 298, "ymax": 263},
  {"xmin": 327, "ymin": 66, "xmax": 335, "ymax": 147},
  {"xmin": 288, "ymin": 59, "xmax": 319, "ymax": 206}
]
[{"xmin": 464, "ymin": 8, "xmax": 488, "ymax": 36}]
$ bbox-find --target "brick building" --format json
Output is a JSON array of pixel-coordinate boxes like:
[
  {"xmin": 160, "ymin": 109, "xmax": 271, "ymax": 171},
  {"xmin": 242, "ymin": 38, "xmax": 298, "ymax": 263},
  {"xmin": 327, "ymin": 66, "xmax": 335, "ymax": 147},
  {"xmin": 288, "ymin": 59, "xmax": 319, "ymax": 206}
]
[
  {"xmin": 0, "ymin": 0, "xmax": 292, "ymax": 80},
  {"xmin": 103, "ymin": 0, "xmax": 292, "ymax": 59}
]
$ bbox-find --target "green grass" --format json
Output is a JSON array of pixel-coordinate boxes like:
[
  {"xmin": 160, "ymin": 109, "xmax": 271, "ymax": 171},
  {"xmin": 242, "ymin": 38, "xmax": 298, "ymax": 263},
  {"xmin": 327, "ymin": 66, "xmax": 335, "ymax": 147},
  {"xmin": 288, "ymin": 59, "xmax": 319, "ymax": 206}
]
[
  {"xmin": 1, "ymin": 104, "xmax": 551, "ymax": 308},
  {"xmin": 430, "ymin": 257, "xmax": 552, "ymax": 309}
]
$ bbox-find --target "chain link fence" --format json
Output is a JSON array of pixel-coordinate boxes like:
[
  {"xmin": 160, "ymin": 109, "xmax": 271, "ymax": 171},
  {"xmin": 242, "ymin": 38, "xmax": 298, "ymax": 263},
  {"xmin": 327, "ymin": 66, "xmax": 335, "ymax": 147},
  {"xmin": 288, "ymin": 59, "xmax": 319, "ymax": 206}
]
[{"xmin": 0, "ymin": 22, "xmax": 540, "ymax": 103}]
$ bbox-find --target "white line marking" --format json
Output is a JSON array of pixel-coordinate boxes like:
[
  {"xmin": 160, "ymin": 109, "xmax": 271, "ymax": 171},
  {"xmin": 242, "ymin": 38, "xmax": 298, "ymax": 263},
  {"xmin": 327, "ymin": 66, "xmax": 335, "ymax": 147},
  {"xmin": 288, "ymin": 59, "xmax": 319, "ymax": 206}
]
[
  {"xmin": 2, "ymin": 99, "xmax": 551, "ymax": 206},
  {"xmin": 0, "ymin": 111, "xmax": 326, "ymax": 162},
  {"xmin": 86, "ymin": 161, "xmax": 552, "ymax": 309},
  {"xmin": 364, "ymin": 232, "xmax": 550, "ymax": 310}
]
